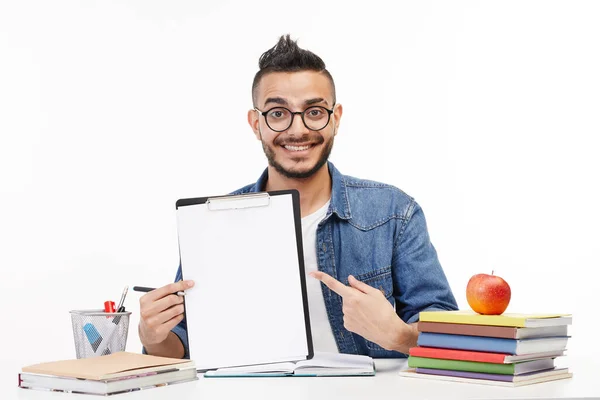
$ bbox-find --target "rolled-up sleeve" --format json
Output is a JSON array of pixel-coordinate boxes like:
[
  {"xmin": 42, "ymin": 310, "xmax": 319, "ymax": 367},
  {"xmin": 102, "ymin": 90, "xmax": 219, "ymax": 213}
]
[{"xmin": 392, "ymin": 200, "xmax": 458, "ymax": 324}]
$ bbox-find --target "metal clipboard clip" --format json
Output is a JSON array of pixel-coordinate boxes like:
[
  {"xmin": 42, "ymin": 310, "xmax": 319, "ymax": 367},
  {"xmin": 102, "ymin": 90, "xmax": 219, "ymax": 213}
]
[{"xmin": 206, "ymin": 192, "xmax": 270, "ymax": 211}]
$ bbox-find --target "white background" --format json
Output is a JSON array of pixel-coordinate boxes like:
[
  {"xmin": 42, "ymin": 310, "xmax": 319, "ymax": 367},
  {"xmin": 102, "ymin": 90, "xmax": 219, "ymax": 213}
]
[{"xmin": 1, "ymin": 0, "xmax": 598, "ymax": 390}]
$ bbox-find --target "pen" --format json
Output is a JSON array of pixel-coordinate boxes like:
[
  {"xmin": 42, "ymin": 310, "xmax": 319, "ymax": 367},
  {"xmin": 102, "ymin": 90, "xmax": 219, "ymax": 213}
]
[
  {"xmin": 98, "ymin": 286, "xmax": 130, "ymax": 356},
  {"xmin": 116, "ymin": 285, "xmax": 129, "ymax": 312},
  {"xmin": 111, "ymin": 285, "xmax": 128, "ymax": 325},
  {"xmin": 132, "ymin": 286, "xmax": 186, "ymax": 296}
]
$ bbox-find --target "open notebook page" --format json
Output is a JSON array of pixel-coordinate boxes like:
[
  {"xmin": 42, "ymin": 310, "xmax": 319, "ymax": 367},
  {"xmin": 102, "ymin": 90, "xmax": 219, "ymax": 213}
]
[
  {"xmin": 295, "ymin": 352, "xmax": 374, "ymax": 369},
  {"xmin": 207, "ymin": 352, "xmax": 373, "ymax": 375}
]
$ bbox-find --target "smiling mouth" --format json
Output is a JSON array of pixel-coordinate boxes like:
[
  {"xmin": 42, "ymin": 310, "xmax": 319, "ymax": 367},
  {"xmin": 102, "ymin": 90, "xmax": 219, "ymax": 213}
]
[{"xmin": 282, "ymin": 144, "xmax": 316, "ymax": 152}]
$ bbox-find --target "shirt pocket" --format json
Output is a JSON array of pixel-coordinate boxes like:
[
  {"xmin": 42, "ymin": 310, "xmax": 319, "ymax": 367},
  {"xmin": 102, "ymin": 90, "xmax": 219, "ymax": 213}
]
[
  {"xmin": 350, "ymin": 266, "xmax": 396, "ymax": 355},
  {"xmin": 350, "ymin": 265, "xmax": 393, "ymax": 301}
]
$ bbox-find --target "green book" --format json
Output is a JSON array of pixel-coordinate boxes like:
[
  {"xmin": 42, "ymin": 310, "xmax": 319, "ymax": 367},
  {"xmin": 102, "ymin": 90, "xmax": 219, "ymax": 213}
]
[{"xmin": 407, "ymin": 356, "xmax": 555, "ymax": 375}]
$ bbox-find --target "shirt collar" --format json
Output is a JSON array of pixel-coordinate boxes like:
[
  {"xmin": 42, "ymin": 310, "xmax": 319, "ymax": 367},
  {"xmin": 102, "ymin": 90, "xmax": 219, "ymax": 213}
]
[{"xmin": 251, "ymin": 161, "xmax": 351, "ymax": 220}]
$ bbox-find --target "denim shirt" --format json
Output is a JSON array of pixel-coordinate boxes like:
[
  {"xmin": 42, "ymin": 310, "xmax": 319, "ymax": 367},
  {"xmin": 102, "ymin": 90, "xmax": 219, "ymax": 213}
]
[{"xmin": 171, "ymin": 162, "xmax": 458, "ymax": 359}]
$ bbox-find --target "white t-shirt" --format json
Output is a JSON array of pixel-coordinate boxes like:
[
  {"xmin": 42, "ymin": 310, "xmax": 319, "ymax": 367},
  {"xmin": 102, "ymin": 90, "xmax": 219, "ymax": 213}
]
[{"xmin": 301, "ymin": 199, "xmax": 339, "ymax": 353}]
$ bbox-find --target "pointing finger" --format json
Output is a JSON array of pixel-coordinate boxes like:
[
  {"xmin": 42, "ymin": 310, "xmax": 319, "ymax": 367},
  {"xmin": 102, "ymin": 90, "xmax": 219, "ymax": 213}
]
[
  {"xmin": 310, "ymin": 271, "xmax": 354, "ymax": 298},
  {"xmin": 348, "ymin": 275, "xmax": 378, "ymax": 295}
]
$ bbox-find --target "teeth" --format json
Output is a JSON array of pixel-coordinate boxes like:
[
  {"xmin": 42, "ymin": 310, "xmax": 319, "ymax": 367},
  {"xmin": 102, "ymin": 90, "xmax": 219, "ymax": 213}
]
[{"xmin": 284, "ymin": 145, "xmax": 311, "ymax": 151}]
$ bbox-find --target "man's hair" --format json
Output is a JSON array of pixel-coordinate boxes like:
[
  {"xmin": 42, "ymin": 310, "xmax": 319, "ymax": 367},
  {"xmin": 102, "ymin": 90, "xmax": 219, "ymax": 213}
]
[{"xmin": 252, "ymin": 34, "xmax": 336, "ymax": 107}]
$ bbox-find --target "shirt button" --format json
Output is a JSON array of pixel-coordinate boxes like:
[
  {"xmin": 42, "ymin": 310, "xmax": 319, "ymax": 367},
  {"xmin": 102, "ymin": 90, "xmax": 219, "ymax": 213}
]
[{"xmin": 322, "ymin": 243, "xmax": 327, "ymax": 252}]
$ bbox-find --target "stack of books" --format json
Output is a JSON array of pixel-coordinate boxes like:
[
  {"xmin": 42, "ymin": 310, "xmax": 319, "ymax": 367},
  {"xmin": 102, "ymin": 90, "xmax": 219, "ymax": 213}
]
[
  {"xmin": 19, "ymin": 351, "xmax": 197, "ymax": 395},
  {"xmin": 399, "ymin": 310, "xmax": 573, "ymax": 387}
]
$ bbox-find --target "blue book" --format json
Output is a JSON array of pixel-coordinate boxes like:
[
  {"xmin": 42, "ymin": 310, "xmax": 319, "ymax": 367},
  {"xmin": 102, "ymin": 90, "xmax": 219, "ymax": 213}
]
[{"xmin": 417, "ymin": 333, "xmax": 568, "ymax": 355}]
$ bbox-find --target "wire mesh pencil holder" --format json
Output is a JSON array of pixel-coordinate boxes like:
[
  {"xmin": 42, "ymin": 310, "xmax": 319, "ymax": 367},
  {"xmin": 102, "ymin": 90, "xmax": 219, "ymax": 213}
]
[{"xmin": 70, "ymin": 309, "xmax": 131, "ymax": 359}]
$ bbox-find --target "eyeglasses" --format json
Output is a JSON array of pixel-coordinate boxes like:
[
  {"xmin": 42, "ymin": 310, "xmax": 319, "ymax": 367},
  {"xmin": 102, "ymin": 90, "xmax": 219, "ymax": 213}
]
[{"xmin": 254, "ymin": 105, "xmax": 335, "ymax": 132}]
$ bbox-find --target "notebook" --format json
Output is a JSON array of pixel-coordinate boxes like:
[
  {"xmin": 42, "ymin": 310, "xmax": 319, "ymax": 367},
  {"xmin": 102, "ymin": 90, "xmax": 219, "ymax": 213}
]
[
  {"xmin": 19, "ymin": 369, "xmax": 197, "ymax": 396},
  {"xmin": 204, "ymin": 352, "xmax": 375, "ymax": 377},
  {"xmin": 19, "ymin": 352, "xmax": 197, "ymax": 395}
]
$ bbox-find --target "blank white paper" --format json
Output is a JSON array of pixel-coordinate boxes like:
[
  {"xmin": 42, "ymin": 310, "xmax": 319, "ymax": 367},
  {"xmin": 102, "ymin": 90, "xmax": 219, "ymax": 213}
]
[{"xmin": 176, "ymin": 193, "xmax": 310, "ymax": 370}]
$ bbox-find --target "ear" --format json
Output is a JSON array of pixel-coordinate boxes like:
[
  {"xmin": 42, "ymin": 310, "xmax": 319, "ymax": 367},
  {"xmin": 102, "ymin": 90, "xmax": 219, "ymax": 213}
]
[
  {"xmin": 332, "ymin": 103, "xmax": 343, "ymax": 135},
  {"xmin": 247, "ymin": 109, "xmax": 261, "ymax": 140}
]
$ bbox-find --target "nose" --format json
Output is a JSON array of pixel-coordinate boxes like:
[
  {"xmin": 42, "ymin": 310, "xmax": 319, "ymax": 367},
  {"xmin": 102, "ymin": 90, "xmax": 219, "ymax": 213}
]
[{"xmin": 287, "ymin": 112, "xmax": 309, "ymax": 136}]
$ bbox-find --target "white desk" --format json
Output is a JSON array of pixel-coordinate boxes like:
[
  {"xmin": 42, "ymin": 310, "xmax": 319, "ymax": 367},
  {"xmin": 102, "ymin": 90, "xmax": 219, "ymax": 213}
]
[{"xmin": 13, "ymin": 356, "xmax": 598, "ymax": 400}]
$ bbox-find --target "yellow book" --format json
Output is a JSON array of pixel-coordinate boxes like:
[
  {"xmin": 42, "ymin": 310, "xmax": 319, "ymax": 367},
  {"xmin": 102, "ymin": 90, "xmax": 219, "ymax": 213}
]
[{"xmin": 418, "ymin": 310, "xmax": 572, "ymax": 328}]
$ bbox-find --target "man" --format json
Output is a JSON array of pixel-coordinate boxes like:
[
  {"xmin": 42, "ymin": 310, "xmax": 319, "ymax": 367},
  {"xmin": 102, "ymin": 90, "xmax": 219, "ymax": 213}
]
[{"xmin": 139, "ymin": 35, "xmax": 458, "ymax": 359}]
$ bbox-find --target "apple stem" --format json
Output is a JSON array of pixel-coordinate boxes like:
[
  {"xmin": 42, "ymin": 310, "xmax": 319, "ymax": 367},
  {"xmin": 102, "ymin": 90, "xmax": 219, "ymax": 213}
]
[{"xmin": 492, "ymin": 270, "xmax": 494, "ymax": 275}]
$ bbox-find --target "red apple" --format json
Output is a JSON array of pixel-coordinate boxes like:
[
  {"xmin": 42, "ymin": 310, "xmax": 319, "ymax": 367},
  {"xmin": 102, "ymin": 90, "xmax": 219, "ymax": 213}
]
[{"xmin": 466, "ymin": 272, "xmax": 511, "ymax": 315}]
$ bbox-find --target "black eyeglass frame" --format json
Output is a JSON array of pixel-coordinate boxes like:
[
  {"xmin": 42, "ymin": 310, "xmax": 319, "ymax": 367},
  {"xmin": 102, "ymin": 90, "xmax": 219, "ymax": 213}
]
[{"xmin": 254, "ymin": 105, "xmax": 335, "ymax": 132}]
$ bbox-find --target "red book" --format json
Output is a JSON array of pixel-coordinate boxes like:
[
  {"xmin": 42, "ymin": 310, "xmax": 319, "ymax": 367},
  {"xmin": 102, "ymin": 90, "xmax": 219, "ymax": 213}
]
[{"xmin": 409, "ymin": 346, "xmax": 564, "ymax": 364}]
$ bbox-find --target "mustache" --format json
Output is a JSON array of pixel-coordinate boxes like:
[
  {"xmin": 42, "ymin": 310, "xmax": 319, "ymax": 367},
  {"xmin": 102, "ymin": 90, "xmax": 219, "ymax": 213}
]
[{"xmin": 274, "ymin": 134, "xmax": 325, "ymax": 146}]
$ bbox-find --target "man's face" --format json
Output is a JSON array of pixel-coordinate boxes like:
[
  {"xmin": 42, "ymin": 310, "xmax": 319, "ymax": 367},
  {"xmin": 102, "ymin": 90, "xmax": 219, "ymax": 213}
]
[{"xmin": 248, "ymin": 71, "xmax": 342, "ymax": 179}]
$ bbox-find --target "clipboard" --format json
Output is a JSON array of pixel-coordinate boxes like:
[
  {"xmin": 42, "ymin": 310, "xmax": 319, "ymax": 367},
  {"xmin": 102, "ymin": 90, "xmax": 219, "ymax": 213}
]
[{"xmin": 175, "ymin": 190, "xmax": 314, "ymax": 371}]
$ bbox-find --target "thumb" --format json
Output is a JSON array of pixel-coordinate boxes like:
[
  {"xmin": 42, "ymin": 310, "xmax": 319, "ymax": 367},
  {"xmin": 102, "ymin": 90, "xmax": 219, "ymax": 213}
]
[{"xmin": 348, "ymin": 275, "xmax": 376, "ymax": 294}]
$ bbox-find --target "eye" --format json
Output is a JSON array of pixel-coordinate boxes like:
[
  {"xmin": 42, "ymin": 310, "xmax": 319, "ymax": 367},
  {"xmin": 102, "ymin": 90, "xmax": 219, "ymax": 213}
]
[
  {"xmin": 268, "ymin": 108, "xmax": 288, "ymax": 119},
  {"xmin": 305, "ymin": 107, "xmax": 326, "ymax": 120}
]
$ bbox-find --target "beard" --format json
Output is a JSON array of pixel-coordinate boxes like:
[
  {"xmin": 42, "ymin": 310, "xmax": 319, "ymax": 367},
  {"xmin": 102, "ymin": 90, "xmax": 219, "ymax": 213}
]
[{"xmin": 261, "ymin": 132, "xmax": 334, "ymax": 179}]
